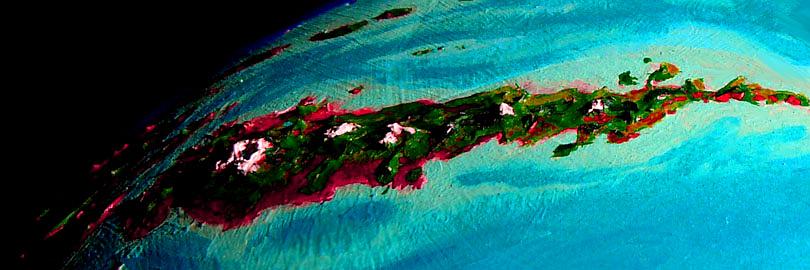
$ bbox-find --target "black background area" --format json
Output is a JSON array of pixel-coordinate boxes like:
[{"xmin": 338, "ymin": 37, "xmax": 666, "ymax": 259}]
[{"xmin": 7, "ymin": 1, "xmax": 347, "ymax": 268}]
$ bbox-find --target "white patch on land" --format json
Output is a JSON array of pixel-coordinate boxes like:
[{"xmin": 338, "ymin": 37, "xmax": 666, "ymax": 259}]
[
  {"xmin": 587, "ymin": 99, "xmax": 604, "ymax": 113},
  {"xmin": 215, "ymin": 138, "xmax": 273, "ymax": 174},
  {"xmin": 325, "ymin": 123, "xmax": 360, "ymax": 138},
  {"xmin": 499, "ymin": 103, "xmax": 515, "ymax": 116},
  {"xmin": 379, "ymin": 123, "xmax": 416, "ymax": 144}
]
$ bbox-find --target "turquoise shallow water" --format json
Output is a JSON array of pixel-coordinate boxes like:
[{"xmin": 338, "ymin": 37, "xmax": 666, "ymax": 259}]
[
  {"xmin": 74, "ymin": 0, "xmax": 810, "ymax": 269},
  {"xmin": 119, "ymin": 115, "xmax": 810, "ymax": 269},
  {"xmin": 385, "ymin": 117, "xmax": 810, "ymax": 269}
]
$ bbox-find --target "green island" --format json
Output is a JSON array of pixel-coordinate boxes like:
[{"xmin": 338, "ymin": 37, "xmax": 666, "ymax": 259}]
[
  {"xmin": 46, "ymin": 62, "xmax": 809, "ymax": 243},
  {"xmin": 412, "ymin": 46, "xmax": 444, "ymax": 56},
  {"xmin": 309, "ymin": 20, "xmax": 369, "ymax": 41},
  {"xmin": 618, "ymin": 70, "xmax": 639, "ymax": 85},
  {"xmin": 309, "ymin": 7, "xmax": 415, "ymax": 42},
  {"xmin": 373, "ymin": 7, "xmax": 414, "ymax": 20}
]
